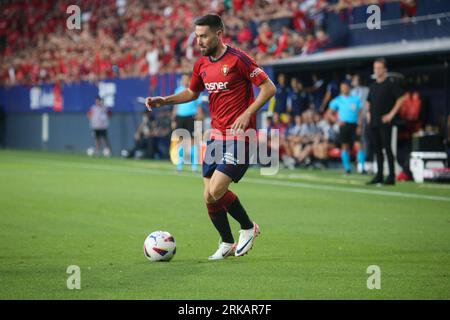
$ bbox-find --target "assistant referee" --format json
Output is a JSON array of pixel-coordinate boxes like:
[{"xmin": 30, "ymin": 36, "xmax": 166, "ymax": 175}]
[
  {"xmin": 327, "ymin": 80, "xmax": 363, "ymax": 174},
  {"xmin": 172, "ymin": 73, "xmax": 203, "ymax": 172}
]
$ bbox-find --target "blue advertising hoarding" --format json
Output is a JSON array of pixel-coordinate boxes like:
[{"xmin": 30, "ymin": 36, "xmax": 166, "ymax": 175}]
[{"xmin": 0, "ymin": 66, "xmax": 274, "ymax": 113}]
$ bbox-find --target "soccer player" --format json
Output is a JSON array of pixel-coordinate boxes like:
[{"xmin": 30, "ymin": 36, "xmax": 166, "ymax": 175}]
[
  {"xmin": 326, "ymin": 81, "xmax": 363, "ymax": 174},
  {"xmin": 145, "ymin": 14, "xmax": 276, "ymax": 260}
]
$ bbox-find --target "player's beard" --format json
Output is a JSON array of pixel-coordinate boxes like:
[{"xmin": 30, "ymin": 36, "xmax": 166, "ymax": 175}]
[{"xmin": 200, "ymin": 39, "xmax": 219, "ymax": 57}]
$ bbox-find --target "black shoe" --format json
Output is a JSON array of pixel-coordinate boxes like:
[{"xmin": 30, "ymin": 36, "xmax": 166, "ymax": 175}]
[
  {"xmin": 366, "ymin": 176, "xmax": 383, "ymax": 185},
  {"xmin": 383, "ymin": 176, "xmax": 396, "ymax": 185}
]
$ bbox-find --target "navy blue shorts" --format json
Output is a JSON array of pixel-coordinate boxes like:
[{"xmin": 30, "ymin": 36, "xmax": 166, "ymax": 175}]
[{"xmin": 202, "ymin": 139, "xmax": 250, "ymax": 183}]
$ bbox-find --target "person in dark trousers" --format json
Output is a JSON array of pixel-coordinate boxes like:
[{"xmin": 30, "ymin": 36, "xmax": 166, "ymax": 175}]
[
  {"xmin": 274, "ymin": 73, "xmax": 289, "ymax": 119},
  {"xmin": 366, "ymin": 58, "xmax": 406, "ymax": 185}
]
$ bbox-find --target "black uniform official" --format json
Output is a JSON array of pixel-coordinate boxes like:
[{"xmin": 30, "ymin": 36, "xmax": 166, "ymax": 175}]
[{"xmin": 367, "ymin": 59, "xmax": 404, "ymax": 185}]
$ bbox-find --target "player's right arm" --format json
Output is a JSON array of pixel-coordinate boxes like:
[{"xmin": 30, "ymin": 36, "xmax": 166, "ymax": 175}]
[
  {"xmin": 145, "ymin": 89, "xmax": 200, "ymax": 111},
  {"xmin": 146, "ymin": 61, "xmax": 204, "ymax": 111}
]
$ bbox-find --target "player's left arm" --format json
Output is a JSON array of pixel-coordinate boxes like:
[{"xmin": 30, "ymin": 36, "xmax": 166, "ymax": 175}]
[{"xmin": 231, "ymin": 78, "xmax": 276, "ymax": 132}]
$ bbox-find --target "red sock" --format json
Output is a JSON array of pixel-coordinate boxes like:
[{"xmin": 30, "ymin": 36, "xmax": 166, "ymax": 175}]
[
  {"xmin": 218, "ymin": 190, "xmax": 253, "ymax": 230},
  {"xmin": 217, "ymin": 190, "xmax": 237, "ymax": 210},
  {"xmin": 206, "ymin": 201, "xmax": 224, "ymax": 217},
  {"xmin": 205, "ymin": 201, "xmax": 234, "ymax": 243}
]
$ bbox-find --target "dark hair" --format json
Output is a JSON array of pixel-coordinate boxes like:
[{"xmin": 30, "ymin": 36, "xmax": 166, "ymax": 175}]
[
  {"xmin": 341, "ymin": 80, "xmax": 351, "ymax": 86},
  {"xmin": 374, "ymin": 58, "xmax": 387, "ymax": 68},
  {"xmin": 194, "ymin": 14, "xmax": 224, "ymax": 32},
  {"xmin": 353, "ymin": 73, "xmax": 365, "ymax": 86}
]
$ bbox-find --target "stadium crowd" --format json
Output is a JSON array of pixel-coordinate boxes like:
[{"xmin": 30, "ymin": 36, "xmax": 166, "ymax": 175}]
[
  {"xmin": 0, "ymin": 0, "xmax": 417, "ymax": 86},
  {"xmin": 265, "ymin": 73, "xmax": 360, "ymax": 171},
  {"xmin": 263, "ymin": 68, "xmax": 424, "ymax": 184}
]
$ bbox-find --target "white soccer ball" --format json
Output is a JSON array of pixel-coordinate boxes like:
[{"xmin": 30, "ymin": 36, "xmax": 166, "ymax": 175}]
[
  {"xmin": 143, "ymin": 231, "xmax": 176, "ymax": 262},
  {"xmin": 102, "ymin": 148, "xmax": 111, "ymax": 157},
  {"xmin": 86, "ymin": 147, "xmax": 95, "ymax": 157}
]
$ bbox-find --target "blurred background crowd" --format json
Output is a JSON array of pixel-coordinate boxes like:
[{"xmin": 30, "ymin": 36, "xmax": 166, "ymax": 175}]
[{"xmin": 0, "ymin": 0, "xmax": 418, "ymax": 86}]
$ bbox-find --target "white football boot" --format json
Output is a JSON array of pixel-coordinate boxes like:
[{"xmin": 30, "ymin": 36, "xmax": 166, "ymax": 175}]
[
  {"xmin": 235, "ymin": 222, "xmax": 260, "ymax": 257},
  {"xmin": 208, "ymin": 242, "xmax": 237, "ymax": 260}
]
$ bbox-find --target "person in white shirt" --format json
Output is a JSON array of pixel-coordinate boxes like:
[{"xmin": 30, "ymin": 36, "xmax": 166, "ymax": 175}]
[{"xmin": 87, "ymin": 96, "xmax": 112, "ymax": 156}]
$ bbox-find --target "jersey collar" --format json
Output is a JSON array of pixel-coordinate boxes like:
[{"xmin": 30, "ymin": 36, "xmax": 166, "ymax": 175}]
[{"xmin": 208, "ymin": 45, "xmax": 230, "ymax": 63}]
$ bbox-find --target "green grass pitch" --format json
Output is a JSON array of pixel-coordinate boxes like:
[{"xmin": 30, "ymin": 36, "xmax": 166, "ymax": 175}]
[{"xmin": 0, "ymin": 149, "xmax": 449, "ymax": 299}]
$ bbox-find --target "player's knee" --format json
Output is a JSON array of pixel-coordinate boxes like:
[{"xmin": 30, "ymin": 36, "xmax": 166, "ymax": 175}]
[
  {"xmin": 209, "ymin": 185, "xmax": 226, "ymax": 201},
  {"xmin": 204, "ymin": 190, "xmax": 216, "ymax": 204}
]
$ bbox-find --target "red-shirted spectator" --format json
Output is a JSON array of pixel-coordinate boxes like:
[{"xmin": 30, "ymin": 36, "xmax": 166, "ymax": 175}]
[
  {"xmin": 315, "ymin": 29, "xmax": 331, "ymax": 51},
  {"xmin": 400, "ymin": 0, "xmax": 417, "ymax": 18},
  {"xmin": 237, "ymin": 24, "xmax": 253, "ymax": 44},
  {"xmin": 255, "ymin": 22, "xmax": 273, "ymax": 54},
  {"xmin": 291, "ymin": 2, "xmax": 311, "ymax": 33},
  {"xmin": 305, "ymin": 33, "xmax": 319, "ymax": 54},
  {"xmin": 274, "ymin": 26, "xmax": 291, "ymax": 57}
]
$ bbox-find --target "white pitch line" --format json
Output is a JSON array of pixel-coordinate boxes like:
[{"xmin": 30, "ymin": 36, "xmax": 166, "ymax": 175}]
[
  {"xmin": 244, "ymin": 177, "xmax": 450, "ymax": 203},
  {"xmin": 1, "ymin": 155, "xmax": 450, "ymax": 203}
]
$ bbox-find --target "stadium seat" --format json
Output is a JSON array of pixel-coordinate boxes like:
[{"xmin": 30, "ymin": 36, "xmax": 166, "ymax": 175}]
[
  {"xmin": 417, "ymin": 0, "xmax": 450, "ymax": 16},
  {"xmin": 268, "ymin": 17, "xmax": 292, "ymax": 33},
  {"xmin": 381, "ymin": 2, "xmax": 402, "ymax": 21},
  {"xmin": 351, "ymin": 5, "xmax": 368, "ymax": 24},
  {"xmin": 328, "ymin": 147, "xmax": 341, "ymax": 159},
  {"xmin": 327, "ymin": 146, "xmax": 358, "ymax": 159},
  {"xmin": 324, "ymin": 11, "xmax": 349, "ymax": 47},
  {"xmin": 349, "ymin": 17, "xmax": 450, "ymax": 46}
]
